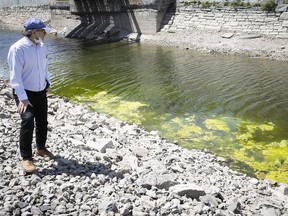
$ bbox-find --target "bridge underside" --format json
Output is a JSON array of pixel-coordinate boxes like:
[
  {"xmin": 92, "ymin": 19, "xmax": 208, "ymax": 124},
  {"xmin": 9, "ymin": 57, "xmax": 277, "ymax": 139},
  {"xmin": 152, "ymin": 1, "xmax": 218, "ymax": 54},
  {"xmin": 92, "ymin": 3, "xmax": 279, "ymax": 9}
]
[{"xmin": 65, "ymin": 0, "xmax": 174, "ymax": 41}]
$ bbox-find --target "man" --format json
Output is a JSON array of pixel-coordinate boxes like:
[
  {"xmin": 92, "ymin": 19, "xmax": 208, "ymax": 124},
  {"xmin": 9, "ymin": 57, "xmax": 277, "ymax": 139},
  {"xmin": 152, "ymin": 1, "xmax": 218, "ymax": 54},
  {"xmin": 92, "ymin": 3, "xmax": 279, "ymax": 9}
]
[{"xmin": 7, "ymin": 17, "xmax": 55, "ymax": 173}]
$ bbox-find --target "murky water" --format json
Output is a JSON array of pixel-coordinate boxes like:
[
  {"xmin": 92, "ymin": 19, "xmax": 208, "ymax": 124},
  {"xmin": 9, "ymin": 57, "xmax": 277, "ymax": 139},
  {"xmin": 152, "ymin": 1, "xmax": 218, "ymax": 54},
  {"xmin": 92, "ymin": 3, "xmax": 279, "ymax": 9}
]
[{"xmin": 1, "ymin": 29, "xmax": 288, "ymax": 182}]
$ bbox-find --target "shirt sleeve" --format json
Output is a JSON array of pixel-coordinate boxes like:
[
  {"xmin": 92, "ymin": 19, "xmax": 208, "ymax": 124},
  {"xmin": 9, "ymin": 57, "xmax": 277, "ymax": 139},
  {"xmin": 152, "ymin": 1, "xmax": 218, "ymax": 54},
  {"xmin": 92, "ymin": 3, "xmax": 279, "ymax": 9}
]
[
  {"xmin": 44, "ymin": 45, "xmax": 51, "ymax": 88},
  {"xmin": 45, "ymin": 62, "xmax": 51, "ymax": 87},
  {"xmin": 8, "ymin": 46, "xmax": 28, "ymax": 101}
]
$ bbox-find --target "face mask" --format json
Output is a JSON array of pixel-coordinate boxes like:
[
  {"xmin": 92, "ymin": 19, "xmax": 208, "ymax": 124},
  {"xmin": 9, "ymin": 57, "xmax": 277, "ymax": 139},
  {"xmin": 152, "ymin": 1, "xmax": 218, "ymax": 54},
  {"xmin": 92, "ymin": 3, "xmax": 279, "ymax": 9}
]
[{"xmin": 34, "ymin": 32, "xmax": 43, "ymax": 44}]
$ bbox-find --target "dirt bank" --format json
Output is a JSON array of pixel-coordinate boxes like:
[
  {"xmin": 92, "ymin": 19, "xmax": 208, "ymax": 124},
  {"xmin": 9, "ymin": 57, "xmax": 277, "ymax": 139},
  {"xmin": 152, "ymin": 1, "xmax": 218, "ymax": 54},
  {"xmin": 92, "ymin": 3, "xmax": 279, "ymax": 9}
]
[
  {"xmin": 137, "ymin": 29, "xmax": 288, "ymax": 62},
  {"xmin": 1, "ymin": 10, "xmax": 287, "ymax": 62}
]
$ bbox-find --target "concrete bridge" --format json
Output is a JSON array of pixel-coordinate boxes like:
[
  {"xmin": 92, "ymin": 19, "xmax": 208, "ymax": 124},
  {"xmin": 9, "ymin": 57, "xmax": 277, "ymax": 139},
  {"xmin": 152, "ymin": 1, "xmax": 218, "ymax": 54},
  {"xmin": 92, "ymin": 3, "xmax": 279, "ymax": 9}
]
[{"xmin": 51, "ymin": 0, "xmax": 175, "ymax": 41}]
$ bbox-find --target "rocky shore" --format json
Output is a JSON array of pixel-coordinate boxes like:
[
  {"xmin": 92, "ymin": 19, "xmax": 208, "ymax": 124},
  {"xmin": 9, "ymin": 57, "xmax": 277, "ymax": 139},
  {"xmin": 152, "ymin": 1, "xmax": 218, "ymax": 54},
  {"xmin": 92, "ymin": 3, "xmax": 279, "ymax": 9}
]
[
  {"xmin": 1, "ymin": 75, "xmax": 288, "ymax": 215},
  {"xmin": 137, "ymin": 29, "xmax": 288, "ymax": 62}
]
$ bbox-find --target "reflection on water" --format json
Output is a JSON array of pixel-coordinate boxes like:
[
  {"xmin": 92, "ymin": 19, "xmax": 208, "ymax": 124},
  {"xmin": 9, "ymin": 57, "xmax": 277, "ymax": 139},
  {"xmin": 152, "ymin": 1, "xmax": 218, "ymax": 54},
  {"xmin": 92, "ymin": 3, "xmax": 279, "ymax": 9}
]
[{"xmin": 1, "ymin": 29, "xmax": 288, "ymax": 182}]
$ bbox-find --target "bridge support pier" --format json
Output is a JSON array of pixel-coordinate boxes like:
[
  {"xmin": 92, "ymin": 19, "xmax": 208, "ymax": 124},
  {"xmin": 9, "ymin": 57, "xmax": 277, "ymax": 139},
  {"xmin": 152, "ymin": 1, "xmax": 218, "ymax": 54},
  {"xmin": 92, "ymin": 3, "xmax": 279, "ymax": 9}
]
[{"xmin": 51, "ymin": 0, "xmax": 174, "ymax": 40}]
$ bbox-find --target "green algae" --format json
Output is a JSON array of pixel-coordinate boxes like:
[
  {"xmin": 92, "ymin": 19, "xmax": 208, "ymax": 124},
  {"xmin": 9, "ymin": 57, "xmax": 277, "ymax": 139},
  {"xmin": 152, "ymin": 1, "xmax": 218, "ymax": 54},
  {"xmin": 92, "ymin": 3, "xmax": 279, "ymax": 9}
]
[
  {"xmin": 70, "ymin": 92, "xmax": 288, "ymax": 183},
  {"xmin": 74, "ymin": 91, "xmax": 149, "ymax": 125},
  {"xmin": 233, "ymin": 121, "xmax": 288, "ymax": 182},
  {"xmin": 204, "ymin": 119, "xmax": 230, "ymax": 132}
]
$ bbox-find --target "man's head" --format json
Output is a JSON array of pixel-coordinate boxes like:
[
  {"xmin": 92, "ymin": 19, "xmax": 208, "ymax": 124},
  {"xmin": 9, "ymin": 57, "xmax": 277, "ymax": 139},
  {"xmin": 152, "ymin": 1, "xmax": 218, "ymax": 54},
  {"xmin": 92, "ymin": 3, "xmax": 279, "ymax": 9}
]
[
  {"xmin": 23, "ymin": 17, "xmax": 51, "ymax": 44},
  {"xmin": 24, "ymin": 17, "xmax": 51, "ymax": 32}
]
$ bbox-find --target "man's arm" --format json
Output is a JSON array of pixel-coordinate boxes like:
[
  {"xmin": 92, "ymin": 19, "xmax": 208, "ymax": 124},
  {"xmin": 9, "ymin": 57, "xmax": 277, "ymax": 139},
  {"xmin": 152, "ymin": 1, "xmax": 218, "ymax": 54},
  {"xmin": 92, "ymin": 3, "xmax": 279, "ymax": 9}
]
[
  {"xmin": 8, "ymin": 46, "xmax": 28, "ymax": 101},
  {"xmin": 8, "ymin": 46, "xmax": 33, "ymax": 113}
]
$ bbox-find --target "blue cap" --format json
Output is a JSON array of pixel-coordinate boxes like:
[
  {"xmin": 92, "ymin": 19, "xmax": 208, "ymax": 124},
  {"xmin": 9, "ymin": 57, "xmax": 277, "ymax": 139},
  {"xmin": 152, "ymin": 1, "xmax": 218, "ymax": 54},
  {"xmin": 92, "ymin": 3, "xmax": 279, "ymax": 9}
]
[{"xmin": 24, "ymin": 17, "xmax": 51, "ymax": 32}]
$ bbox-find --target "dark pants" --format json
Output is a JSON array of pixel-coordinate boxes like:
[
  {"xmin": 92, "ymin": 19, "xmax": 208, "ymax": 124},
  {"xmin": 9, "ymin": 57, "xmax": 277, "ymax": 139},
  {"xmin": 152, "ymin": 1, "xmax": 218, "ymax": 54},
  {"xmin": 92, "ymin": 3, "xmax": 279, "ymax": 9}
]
[{"xmin": 13, "ymin": 89, "xmax": 48, "ymax": 159}]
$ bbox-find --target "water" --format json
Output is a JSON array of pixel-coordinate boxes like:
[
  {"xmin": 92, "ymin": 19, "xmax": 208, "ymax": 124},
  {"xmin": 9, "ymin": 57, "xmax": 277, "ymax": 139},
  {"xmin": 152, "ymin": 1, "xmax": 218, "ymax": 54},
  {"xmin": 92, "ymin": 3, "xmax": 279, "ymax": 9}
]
[{"xmin": 1, "ymin": 29, "xmax": 288, "ymax": 182}]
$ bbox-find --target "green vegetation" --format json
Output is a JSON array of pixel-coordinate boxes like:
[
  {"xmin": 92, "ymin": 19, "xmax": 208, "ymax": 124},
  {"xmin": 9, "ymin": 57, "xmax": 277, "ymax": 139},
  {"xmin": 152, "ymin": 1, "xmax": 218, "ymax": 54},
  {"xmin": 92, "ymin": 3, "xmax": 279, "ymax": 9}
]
[
  {"xmin": 201, "ymin": 1, "xmax": 220, "ymax": 8},
  {"xmin": 261, "ymin": 0, "xmax": 277, "ymax": 12},
  {"xmin": 181, "ymin": 0, "xmax": 278, "ymax": 12},
  {"xmin": 231, "ymin": 0, "xmax": 245, "ymax": 8},
  {"xmin": 71, "ymin": 91, "xmax": 288, "ymax": 183},
  {"xmin": 234, "ymin": 121, "xmax": 288, "ymax": 181}
]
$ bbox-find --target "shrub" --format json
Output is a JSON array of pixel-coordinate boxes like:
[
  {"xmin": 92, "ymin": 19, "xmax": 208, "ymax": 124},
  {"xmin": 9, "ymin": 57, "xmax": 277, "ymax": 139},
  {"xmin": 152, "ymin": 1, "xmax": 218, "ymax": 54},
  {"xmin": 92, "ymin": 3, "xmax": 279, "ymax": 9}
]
[{"xmin": 262, "ymin": 0, "xmax": 277, "ymax": 12}]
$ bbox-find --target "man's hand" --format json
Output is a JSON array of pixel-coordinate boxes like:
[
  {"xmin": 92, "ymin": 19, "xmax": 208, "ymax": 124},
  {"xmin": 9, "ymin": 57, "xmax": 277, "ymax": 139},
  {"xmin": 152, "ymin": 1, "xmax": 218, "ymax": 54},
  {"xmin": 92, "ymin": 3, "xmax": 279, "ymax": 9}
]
[{"xmin": 18, "ymin": 99, "xmax": 33, "ymax": 114}]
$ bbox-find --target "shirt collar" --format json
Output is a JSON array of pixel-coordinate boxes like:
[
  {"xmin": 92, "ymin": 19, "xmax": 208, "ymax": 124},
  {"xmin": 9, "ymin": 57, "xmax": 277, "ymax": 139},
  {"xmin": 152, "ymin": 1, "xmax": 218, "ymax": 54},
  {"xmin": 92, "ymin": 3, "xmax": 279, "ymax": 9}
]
[{"xmin": 23, "ymin": 36, "xmax": 36, "ymax": 47}]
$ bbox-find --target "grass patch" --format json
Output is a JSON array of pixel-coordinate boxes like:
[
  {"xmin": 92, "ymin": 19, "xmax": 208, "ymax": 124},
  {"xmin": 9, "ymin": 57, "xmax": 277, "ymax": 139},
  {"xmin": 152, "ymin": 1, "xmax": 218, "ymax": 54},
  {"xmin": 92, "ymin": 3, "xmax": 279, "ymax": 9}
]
[{"xmin": 182, "ymin": 0, "xmax": 277, "ymax": 12}]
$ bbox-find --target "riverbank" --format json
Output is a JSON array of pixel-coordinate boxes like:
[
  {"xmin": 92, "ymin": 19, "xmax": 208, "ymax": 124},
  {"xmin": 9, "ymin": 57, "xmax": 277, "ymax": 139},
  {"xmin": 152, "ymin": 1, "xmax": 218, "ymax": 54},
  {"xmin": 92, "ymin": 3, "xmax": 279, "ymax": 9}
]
[
  {"xmin": 136, "ymin": 28, "xmax": 288, "ymax": 62},
  {"xmin": 1, "ymin": 76, "xmax": 288, "ymax": 215},
  {"xmin": 1, "ymin": 14, "xmax": 288, "ymax": 62},
  {"xmin": 1, "ymin": 8, "xmax": 288, "ymax": 62}
]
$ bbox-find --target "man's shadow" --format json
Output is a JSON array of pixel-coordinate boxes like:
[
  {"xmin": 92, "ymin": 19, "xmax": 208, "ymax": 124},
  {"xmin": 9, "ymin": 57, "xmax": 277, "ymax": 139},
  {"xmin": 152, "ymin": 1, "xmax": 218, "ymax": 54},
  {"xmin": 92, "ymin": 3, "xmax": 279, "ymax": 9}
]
[{"xmin": 36, "ymin": 156, "xmax": 124, "ymax": 180}]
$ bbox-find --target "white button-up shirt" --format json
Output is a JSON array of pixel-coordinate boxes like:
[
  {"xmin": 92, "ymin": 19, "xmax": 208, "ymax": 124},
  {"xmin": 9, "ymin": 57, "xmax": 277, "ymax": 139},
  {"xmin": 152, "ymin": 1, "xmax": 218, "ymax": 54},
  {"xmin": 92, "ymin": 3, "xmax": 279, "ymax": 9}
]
[{"xmin": 7, "ymin": 36, "xmax": 50, "ymax": 101}]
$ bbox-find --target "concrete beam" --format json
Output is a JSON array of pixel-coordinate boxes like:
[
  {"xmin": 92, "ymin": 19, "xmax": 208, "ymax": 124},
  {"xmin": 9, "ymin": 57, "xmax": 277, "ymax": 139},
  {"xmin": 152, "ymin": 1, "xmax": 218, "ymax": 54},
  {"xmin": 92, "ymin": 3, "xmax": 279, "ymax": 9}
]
[{"xmin": 67, "ymin": 0, "xmax": 174, "ymax": 34}]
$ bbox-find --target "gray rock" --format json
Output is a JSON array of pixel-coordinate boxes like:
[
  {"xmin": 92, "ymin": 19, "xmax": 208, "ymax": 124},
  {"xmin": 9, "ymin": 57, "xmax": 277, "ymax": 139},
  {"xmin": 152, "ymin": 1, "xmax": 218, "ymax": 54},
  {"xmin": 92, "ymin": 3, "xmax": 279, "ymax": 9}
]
[
  {"xmin": 240, "ymin": 34, "xmax": 262, "ymax": 39},
  {"xmin": 228, "ymin": 198, "xmax": 241, "ymax": 214},
  {"xmin": 119, "ymin": 206, "xmax": 130, "ymax": 216},
  {"xmin": 39, "ymin": 205, "xmax": 51, "ymax": 212},
  {"xmin": 86, "ymin": 138, "xmax": 115, "ymax": 153},
  {"xmin": 21, "ymin": 212, "xmax": 33, "ymax": 216},
  {"xmin": 55, "ymin": 205, "xmax": 66, "ymax": 213},
  {"xmin": 4, "ymin": 201, "xmax": 13, "ymax": 212},
  {"xmin": 261, "ymin": 208, "xmax": 280, "ymax": 216},
  {"xmin": 136, "ymin": 172, "xmax": 178, "ymax": 190},
  {"xmin": 85, "ymin": 122, "xmax": 99, "ymax": 130},
  {"xmin": 277, "ymin": 5, "xmax": 288, "ymax": 13},
  {"xmin": 200, "ymin": 195, "xmax": 219, "ymax": 207},
  {"xmin": 118, "ymin": 152, "xmax": 138, "ymax": 171},
  {"xmin": 13, "ymin": 208, "xmax": 21, "ymax": 216},
  {"xmin": 98, "ymin": 200, "xmax": 118, "ymax": 213},
  {"xmin": 31, "ymin": 206, "xmax": 43, "ymax": 215},
  {"xmin": 0, "ymin": 79, "xmax": 287, "ymax": 216},
  {"xmin": 221, "ymin": 33, "xmax": 234, "ymax": 39},
  {"xmin": 17, "ymin": 201, "xmax": 29, "ymax": 209}
]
